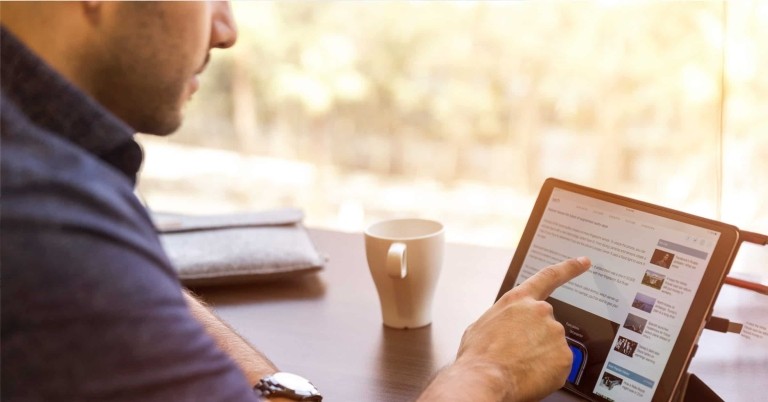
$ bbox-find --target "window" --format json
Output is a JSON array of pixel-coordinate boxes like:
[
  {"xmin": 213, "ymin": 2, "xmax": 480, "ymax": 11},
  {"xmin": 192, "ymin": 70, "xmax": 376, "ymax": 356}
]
[{"xmin": 137, "ymin": 1, "xmax": 766, "ymax": 276}]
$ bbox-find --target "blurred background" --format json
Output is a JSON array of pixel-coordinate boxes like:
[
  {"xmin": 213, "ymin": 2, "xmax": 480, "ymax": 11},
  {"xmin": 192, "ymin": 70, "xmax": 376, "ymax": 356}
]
[{"xmin": 136, "ymin": 1, "xmax": 766, "ymax": 274}]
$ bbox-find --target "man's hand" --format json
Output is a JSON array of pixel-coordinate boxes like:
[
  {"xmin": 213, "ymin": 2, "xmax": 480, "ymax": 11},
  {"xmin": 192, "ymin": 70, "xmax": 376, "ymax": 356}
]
[{"xmin": 418, "ymin": 257, "xmax": 591, "ymax": 402}]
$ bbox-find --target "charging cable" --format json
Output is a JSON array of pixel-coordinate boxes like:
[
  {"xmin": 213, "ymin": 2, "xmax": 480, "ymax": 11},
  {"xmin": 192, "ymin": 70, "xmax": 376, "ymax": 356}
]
[{"xmin": 705, "ymin": 316, "xmax": 743, "ymax": 334}]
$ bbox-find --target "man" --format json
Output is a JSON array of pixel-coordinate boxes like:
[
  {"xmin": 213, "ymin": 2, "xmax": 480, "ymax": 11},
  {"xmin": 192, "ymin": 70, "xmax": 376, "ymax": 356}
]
[{"xmin": 0, "ymin": 2, "xmax": 590, "ymax": 401}]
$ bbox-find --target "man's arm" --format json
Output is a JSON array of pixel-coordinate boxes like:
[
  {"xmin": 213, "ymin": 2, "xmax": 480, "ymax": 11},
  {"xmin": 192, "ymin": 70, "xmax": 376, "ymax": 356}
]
[
  {"xmin": 184, "ymin": 291, "xmax": 300, "ymax": 402},
  {"xmin": 418, "ymin": 257, "xmax": 591, "ymax": 402},
  {"xmin": 182, "ymin": 290, "xmax": 277, "ymax": 386}
]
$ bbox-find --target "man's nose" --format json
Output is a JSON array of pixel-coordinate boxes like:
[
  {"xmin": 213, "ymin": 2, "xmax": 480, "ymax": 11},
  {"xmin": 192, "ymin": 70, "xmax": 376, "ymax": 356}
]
[{"xmin": 210, "ymin": 0, "xmax": 237, "ymax": 49}]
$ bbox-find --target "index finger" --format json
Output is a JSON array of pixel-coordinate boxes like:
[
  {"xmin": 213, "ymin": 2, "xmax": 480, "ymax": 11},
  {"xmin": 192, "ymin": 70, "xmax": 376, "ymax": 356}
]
[{"xmin": 516, "ymin": 257, "xmax": 591, "ymax": 300}]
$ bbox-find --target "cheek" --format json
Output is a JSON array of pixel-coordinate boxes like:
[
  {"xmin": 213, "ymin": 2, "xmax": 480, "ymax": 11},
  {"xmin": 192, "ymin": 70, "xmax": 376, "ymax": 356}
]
[
  {"xmin": 171, "ymin": 2, "xmax": 213, "ymax": 58},
  {"xmin": 93, "ymin": 2, "xmax": 213, "ymax": 133}
]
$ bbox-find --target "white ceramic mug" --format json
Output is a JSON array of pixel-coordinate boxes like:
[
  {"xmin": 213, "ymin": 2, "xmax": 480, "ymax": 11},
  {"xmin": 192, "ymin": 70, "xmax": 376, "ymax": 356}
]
[{"xmin": 364, "ymin": 218, "xmax": 444, "ymax": 329}]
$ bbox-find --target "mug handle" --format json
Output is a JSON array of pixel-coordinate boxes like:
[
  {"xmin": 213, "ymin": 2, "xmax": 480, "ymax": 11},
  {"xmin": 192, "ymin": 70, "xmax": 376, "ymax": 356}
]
[{"xmin": 386, "ymin": 242, "xmax": 407, "ymax": 279}]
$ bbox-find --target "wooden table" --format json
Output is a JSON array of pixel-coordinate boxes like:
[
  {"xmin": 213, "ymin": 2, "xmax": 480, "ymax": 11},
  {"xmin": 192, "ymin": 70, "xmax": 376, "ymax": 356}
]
[{"xmin": 198, "ymin": 229, "xmax": 767, "ymax": 401}]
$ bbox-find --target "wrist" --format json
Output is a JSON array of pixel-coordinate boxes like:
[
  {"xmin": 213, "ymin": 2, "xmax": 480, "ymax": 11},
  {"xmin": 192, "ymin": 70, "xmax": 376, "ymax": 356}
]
[
  {"xmin": 418, "ymin": 356, "xmax": 515, "ymax": 402},
  {"xmin": 452, "ymin": 356, "xmax": 514, "ymax": 401}
]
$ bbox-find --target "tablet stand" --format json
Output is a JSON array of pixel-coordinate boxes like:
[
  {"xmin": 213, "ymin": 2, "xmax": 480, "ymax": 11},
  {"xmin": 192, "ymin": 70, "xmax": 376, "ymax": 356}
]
[
  {"xmin": 674, "ymin": 229, "xmax": 768, "ymax": 401},
  {"xmin": 674, "ymin": 372, "xmax": 724, "ymax": 402}
]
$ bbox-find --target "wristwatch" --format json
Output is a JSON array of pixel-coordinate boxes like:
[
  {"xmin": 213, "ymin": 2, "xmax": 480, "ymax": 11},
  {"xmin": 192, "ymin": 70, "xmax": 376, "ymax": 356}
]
[{"xmin": 253, "ymin": 372, "xmax": 323, "ymax": 401}]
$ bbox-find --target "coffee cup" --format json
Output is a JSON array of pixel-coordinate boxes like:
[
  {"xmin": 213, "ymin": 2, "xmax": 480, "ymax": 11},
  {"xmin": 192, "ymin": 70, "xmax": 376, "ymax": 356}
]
[{"xmin": 364, "ymin": 218, "xmax": 444, "ymax": 329}]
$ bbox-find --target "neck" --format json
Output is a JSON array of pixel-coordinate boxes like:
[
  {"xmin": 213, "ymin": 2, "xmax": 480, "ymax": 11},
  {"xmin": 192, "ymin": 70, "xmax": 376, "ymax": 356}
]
[{"xmin": 1, "ymin": 2, "xmax": 95, "ymax": 97}]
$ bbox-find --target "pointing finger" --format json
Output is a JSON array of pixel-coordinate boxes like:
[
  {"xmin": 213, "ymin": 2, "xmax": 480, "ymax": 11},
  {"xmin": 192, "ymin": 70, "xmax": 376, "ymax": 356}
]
[{"xmin": 516, "ymin": 257, "xmax": 591, "ymax": 300}]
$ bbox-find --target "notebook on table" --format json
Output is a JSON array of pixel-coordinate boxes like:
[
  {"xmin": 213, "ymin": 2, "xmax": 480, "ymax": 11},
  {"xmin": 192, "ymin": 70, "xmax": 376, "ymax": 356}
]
[
  {"xmin": 496, "ymin": 178, "xmax": 741, "ymax": 402},
  {"xmin": 153, "ymin": 208, "xmax": 326, "ymax": 287}
]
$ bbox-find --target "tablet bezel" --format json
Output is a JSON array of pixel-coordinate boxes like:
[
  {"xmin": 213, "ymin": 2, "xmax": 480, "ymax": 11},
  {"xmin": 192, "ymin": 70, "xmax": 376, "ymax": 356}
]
[{"xmin": 496, "ymin": 178, "xmax": 741, "ymax": 402}]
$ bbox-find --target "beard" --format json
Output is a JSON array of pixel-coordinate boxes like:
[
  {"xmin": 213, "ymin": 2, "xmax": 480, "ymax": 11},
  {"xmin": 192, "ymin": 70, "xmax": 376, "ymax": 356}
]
[
  {"xmin": 89, "ymin": 57, "xmax": 189, "ymax": 136},
  {"xmin": 83, "ymin": 5, "xmax": 204, "ymax": 136}
]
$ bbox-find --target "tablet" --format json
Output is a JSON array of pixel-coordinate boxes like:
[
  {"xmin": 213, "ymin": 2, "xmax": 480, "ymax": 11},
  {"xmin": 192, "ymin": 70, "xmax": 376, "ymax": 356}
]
[{"xmin": 496, "ymin": 178, "xmax": 741, "ymax": 402}]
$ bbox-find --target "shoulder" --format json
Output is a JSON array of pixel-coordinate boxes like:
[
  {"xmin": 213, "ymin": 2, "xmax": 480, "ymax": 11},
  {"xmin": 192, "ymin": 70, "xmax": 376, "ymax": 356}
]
[{"xmin": 2, "ymin": 89, "xmax": 159, "ymax": 258}]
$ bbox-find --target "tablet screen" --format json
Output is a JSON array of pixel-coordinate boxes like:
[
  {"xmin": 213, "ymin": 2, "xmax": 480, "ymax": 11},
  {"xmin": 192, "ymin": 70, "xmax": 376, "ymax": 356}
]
[{"xmin": 497, "ymin": 179, "xmax": 740, "ymax": 402}]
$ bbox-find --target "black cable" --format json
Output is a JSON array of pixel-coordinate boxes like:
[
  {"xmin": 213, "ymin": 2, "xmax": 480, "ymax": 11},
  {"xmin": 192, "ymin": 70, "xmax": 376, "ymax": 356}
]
[{"xmin": 705, "ymin": 316, "xmax": 743, "ymax": 334}]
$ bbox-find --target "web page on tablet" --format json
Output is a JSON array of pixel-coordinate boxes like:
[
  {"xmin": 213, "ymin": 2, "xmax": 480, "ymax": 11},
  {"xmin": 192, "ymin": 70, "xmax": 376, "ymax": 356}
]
[{"xmin": 514, "ymin": 188, "xmax": 720, "ymax": 402}]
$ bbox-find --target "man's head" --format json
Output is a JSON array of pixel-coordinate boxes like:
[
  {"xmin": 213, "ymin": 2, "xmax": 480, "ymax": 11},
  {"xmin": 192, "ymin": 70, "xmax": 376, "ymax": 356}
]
[{"xmin": 0, "ymin": 1, "xmax": 237, "ymax": 135}]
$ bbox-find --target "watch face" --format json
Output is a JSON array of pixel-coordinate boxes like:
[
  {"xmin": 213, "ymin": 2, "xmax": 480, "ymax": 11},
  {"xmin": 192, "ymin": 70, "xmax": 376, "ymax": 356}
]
[{"xmin": 271, "ymin": 372, "xmax": 319, "ymax": 396}]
